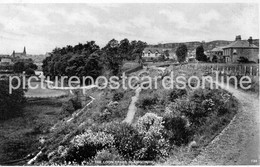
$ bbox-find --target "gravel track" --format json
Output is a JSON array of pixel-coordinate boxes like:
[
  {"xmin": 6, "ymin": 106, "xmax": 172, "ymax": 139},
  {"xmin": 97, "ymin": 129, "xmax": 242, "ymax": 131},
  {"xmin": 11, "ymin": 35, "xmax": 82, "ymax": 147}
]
[{"xmin": 190, "ymin": 82, "xmax": 259, "ymax": 165}]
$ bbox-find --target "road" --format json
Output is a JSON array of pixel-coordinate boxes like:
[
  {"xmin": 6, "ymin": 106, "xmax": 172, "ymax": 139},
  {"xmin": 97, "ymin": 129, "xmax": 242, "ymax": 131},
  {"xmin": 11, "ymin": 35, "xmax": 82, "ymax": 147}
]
[{"xmin": 190, "ymin": 82, "xmax": 259, "ymax": 165}]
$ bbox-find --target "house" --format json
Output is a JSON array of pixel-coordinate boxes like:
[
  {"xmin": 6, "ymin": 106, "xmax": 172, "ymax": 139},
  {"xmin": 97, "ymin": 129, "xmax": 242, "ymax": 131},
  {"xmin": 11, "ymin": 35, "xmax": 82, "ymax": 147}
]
[
  {"xmin": 142, "ymin": 47, "xmax": 164, "ymax": 61},
  {"xmin": 209, "ymin": 47, "xmax": 225, "ymax": 62},
  {"xmin": 222, "ymin": 35, "xmax": 259, "ymax": 63},
  {"xmin": 0, "ymin": 55, "xmax": 13, "ymax": 66}
]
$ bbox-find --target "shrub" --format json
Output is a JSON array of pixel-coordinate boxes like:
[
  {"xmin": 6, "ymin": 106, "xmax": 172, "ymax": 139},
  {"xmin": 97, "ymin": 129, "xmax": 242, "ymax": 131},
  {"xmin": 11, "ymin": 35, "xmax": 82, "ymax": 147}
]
[
  {"xmin": 113, "ymin": 92, "xmax": 124, "ymax": 101},
  {"xmin": 169, "ymin": 88, "xmax": 187, "ymax": 102},
  {"xmin": 137, "ymin": 96, "xmax": 159, "ymax": 110},
  {"xmin": 25, "ymin": 68, "xmax": 35, "ymax": 76},
  {"xmin": 135, "ymin": 113, "xmax": 169, "ymax": 160},
  {"xmin": 63, "ymin": 130, "xmax": 114, "ymax": 164},
  {"xmin": 70, "ymin": 97, "xmax": 82, "ymax": 110},
  {"xmin": 94, "ymin": 148, "xmax": 123, "ymax": 164},
  {"xmin": 162, "ymin": 115, "xmax": 194, "ymax": 146},
  {"xmin": 107, "ymin": 123, "xmax": 143, "ymax": 161},
  {"xmin": 0, "ymin": 79, "xmax": 26, "ymax": 120},
  {"xmin": 61, "ymin": 100, "xmax": 75, "ymax": 115}
]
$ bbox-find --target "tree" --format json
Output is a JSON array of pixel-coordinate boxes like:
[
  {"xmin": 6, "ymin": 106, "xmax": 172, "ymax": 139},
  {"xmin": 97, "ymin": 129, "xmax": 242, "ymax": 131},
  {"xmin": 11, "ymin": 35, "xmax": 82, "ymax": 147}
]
[
  {"xmin": 196, "ymin": 45, "xmax": 207, "ymax": 62},
  {"xmin": 25, "ymin": 62, "xmax": 38, "ymax": 70},
  {"xmin": 118, "ymin": 38, "xmax": 130, "ymax": 60},
  {"xmin": 164, "ymin": 50, "xmax": 170, "ymax": 60},
  {"xmin": 237, "ymin": 56, "xmax": 249, "ymax": 63},
  {"xmin": 13, "ymin": 62, "xmax": 25, "ymax": 73},
  {"xmin": 212, "ymin": 55, "xmax": 218, "ymax": 63},
  {"xmin": 102, "ymin": 39, "xmax": 123, "ymax": 76},
  {"xmin": 176, "ymin": 44, "xmax": 188, "ymax": 64},
  {"xmin": 25, "ymin": 68, "xmax": 35, "ymax": 76}
]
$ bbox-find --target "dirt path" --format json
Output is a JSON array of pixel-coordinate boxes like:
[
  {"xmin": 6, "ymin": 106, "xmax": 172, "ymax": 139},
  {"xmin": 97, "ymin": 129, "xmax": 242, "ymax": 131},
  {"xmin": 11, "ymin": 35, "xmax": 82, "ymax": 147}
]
[
  {"xmin": 190, "ymin": 82, "xmax": 259, "ymax": 165},
  {"xmin": 122, "ymin": 87, "xmax": 142, "ymax": 124}
]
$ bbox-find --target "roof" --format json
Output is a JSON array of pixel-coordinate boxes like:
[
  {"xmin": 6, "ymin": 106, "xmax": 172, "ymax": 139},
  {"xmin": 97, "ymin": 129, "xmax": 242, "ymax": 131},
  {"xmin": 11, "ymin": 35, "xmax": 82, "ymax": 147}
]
[
  {"xmin": 222, "ymin": 40, "xmax": 258, "ymax": 49},
  {"xmin": 0, "ymin": 55, "xmax": 12, "ymax": 59},
  {"xmin": 13, "ymin": 53, "xmax": 25, "ymax": 56},
  {"xmin": 143, "ymin": 47, "xmax": 164, "ymax": 54},
  {"xmin": 211, "ymin": 47, "xmax": 224, "ymax": 52}
]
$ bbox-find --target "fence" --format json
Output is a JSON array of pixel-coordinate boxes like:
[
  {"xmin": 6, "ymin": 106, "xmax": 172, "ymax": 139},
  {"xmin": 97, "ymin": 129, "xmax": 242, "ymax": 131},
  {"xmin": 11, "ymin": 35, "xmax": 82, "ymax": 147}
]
[{"xmin": 182, "ymin": 63, "xmax": 259, "ymax": 76}]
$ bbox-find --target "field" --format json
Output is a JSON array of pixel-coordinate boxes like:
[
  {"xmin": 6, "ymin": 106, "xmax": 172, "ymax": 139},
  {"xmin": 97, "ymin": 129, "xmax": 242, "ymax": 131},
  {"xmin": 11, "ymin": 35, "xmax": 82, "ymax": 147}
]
[
  {"xmin": 0, "ymin": 97, "xmax": 70, "ymax": 165},
  {"xmin": 25, "ymin": 82, "xmax": 68, "ymax": 98}
]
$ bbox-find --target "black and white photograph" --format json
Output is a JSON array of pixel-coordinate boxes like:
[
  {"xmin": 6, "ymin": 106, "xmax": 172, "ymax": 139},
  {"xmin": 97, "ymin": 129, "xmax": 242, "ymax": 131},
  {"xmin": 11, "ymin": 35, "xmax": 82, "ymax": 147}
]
[{"xmin": 0, "ymin": 0, "xmax": 259, "ymax": 165}]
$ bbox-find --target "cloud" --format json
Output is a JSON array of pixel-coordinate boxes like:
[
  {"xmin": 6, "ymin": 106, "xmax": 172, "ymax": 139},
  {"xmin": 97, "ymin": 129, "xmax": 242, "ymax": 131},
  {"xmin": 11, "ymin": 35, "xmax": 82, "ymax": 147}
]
[
  {"xmin": 159, "ymin": 10, "xmax": 190, "ymax": 29},
  {"xmin": 0, "ymin": 4, "xmax": 258, "ymax": 54}
]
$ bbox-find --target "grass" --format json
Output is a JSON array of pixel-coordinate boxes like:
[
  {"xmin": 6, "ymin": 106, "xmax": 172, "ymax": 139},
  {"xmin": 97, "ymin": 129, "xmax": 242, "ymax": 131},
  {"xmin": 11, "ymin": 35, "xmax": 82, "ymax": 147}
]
[
  {"xmin": 0, "ymin": 97, "xmax": 67, "ymax": 164},
  {"xmin": 25, "ymin": 82, "xmax": 68, "ymax": 98},
  {"xmin": 121, "ymin": 62, "xmax": 141, "ymax": 72}
]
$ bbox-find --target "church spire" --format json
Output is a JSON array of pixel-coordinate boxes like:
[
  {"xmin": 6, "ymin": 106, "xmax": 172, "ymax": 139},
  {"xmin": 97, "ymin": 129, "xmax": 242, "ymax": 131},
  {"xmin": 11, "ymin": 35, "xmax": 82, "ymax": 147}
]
[{"xmin": 23, "ymin": 46, "xmax": 26, "ymax": 55}]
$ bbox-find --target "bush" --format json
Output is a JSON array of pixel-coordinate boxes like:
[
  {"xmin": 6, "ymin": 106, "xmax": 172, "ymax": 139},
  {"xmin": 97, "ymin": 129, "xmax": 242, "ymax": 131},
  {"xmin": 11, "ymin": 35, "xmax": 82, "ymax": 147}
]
[
  {"xmin": 70, "ymin": 97, "xmax": 82, "ymax": 110},
  {"xmin": 94, "ymin": 148, "xmax": 123, "ymax": 164},
  {"xmin": 169, "ymin": 88, "xmax": 187, "ymax": 102},
  {"xmin": 61, "ymin": 100, "xmax": 75, "ymax": 115},
  {"xmin": 25, "ymin": 68, "xmax": 35, "ymax": 76},
  {"xmin": 106, "ymin": 122, "xmax": 143, "ymax": 161},
  {"xmin": 162, "ymin": 115, "xmax": 194, "ymax": 146},
  {"xmin": 63, "ymin": 130, "xmax": 114, "ymax": 164},
  {"xmin": 137, "ymin": 96, "xmax": 159, "ymax": 110},
  {"xmin": 0, "ymin": 79, "xmax": 26, "ymax": 120},
  {"xmin": 135, "ymin": 113, "xmax": 169, "ymax": 160},
  {"xmin": 113, "ymin": 92, "xmax": 124, "ymax": 101}
]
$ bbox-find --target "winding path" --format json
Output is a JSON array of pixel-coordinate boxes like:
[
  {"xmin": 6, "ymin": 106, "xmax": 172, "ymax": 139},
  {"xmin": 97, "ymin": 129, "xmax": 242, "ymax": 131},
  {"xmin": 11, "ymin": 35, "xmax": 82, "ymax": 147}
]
[
  {"xmin": 122, "ymin": 87, "xmax": 142, "ymax": 124},
  {"xmin": 190, "ymin": 82, "xmax": 259, "ymax": 165}
]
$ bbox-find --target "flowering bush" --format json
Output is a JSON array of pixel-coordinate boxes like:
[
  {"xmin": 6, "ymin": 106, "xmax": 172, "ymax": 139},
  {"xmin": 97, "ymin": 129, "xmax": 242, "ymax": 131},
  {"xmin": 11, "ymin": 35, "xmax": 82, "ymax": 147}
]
[
  {"xmin": 135, "ymin": 113, "xmax": 169, "ymax": 160},
  {"xmin": 110, "ymin": 123, "xmax": 143, "ymax": 161},
  {"xmin": 63, "ymin": 130, "xmax": 114, "ymax": 164}
]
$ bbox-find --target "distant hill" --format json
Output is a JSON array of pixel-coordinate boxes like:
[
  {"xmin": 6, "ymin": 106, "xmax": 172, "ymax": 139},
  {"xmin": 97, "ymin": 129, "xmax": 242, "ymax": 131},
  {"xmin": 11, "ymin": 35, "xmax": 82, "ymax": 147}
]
[{"xmin": 149, "ymin": 39, "xmax": 259, "ymax": 51}]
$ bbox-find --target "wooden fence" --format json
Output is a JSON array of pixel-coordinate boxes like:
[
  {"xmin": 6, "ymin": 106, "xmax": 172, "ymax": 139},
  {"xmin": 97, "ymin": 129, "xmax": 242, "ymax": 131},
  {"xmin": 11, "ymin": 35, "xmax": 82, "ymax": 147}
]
[{"xmin": 182, "ymin": 63, "xmax": 259, "ymax": 76}]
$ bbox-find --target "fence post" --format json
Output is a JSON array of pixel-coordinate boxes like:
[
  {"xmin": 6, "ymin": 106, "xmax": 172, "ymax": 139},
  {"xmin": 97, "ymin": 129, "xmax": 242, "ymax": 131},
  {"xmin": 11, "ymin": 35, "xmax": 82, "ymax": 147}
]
[{"xmin": 249, "ymin": 66, "xmax": 253, "ymax": 76}]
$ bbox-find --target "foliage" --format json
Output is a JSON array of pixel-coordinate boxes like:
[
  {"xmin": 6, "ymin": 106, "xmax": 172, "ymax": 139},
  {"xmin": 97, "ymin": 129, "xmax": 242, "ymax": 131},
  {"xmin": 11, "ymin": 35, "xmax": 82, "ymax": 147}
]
[
  {"xmin": 137, "ymin": 95, "xmax": 159, "ymax": 110},
  {"xmin": 25, "ymin": 68, "xmax": 35, "ymax": 76},
  {"xmin": 162, "ymin": 115, "xmax": 194, "ymax": 146},
  {"xmin": 42, "ymin": 39, "xmax": 146, "ymax": 80},
  {"xmin": 169, "ymin": 88, "xmax": 187, "ymax": 102},
  {"xmin": 94, "ymin": 148, "xmax": 123, "ymax": 164},
  {"xmin": 0, "ymin": 79, "xmax": 26, "ymax": 120},
  {"xmin": 176, "ymin": 44, "xmax": 188, "ymax": 64},
  {"xmin": 195, "ymin": 45, "xmax": 207, "ymax": 62},
  {"xmin": 63, "ymin": 130, "xmax": 114, "ymax": 164},
  {"xmin": 113, "ymin": 92, "xmax": 124, "ymax": 101},
  {"xmin": 212, "ymin": 55, "xmax": 218, "ymax": 63},
  {"xmin": 13, "ymin": 62, "xmax": 25, "ymax": 73},
  {"xmin": 237, "ymin": 56, "xmax": 249, "ymax": 63},
  {"xmin": 135, "ymin": 113, "xmax": 169, "ymax": 160},
  {"xmin": 13, "ymin": 62, "xmax": 38, "ymax": 73},
  {"xmin": 106, "ymin": 122, "xmax": 143, "ymax": 161}
]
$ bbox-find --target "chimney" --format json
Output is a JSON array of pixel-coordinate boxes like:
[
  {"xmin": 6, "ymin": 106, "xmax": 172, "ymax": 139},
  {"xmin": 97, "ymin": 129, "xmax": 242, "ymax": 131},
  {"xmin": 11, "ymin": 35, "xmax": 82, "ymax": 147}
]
[
  {"xmin": 235, "ymin": 35, "xmax": 241, "ymax": 41},
  {"xmin": 248, "ymin": 36, "xmax": 253, "ymax": 45}
]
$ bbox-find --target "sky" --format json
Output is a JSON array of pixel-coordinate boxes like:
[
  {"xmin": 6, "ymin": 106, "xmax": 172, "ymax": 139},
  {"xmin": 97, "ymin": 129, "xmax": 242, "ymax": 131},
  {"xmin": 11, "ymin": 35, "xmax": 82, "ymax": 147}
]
[{"xmin": 0, "ymin": 3, "xmax": 259, "ymax": 54}]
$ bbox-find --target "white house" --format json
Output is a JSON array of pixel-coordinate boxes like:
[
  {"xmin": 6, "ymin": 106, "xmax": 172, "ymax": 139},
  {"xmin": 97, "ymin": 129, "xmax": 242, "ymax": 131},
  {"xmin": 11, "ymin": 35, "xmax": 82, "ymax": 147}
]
[{"xmin": 142, "ymin": 47, "xmax": 164, "ymax": 61}]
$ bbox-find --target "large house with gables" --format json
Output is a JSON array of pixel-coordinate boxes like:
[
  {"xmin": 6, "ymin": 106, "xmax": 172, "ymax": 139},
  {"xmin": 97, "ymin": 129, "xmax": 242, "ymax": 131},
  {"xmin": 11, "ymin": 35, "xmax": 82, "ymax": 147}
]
[
  {"xmin": 142, "ymin": 47, "xmax": 164, "ymax": 61},
  {"xmin": 222, "ymin": 35, "xmax": 259, "ymax": 63}
]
